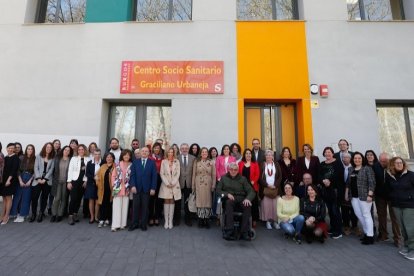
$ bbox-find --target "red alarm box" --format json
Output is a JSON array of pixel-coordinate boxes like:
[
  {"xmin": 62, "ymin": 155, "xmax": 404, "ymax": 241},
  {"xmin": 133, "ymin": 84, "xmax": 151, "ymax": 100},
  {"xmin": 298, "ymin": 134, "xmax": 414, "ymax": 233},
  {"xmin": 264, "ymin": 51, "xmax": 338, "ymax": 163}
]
[{"xmin": 320, "ymin": 84, "xmax": 329, "ymax": 97}]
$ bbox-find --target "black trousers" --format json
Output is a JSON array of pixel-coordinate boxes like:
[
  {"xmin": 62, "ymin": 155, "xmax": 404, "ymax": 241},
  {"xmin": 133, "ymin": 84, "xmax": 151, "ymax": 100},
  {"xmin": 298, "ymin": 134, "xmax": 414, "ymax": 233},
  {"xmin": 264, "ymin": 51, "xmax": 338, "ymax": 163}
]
[
  {"xmin": 148, "ymin": 175, "xmax": 162, "ymax": 220},
  {"xmin": 225, "ymin": 200, "xmax": 251, "ymax": 233},
  {"xmin": 341, "ymin": 204, "xmax": 358, "ymax": 228},
  {"xmin": 132, "ymin": 191, "xmax": 150, "ymax": 226},
  {"xmin": 31, "ymin": 184, "xmax": 51, "ymax": 215},
  {"xmin": 69, "ymin": 181, "xmax": 85, "ymax": 215},
  {"xmin": 178, "ymin": 187, "xmax": 192, "ymax": 220},
  {"xmin": 251, "ymin": 192, "xmax": 259, "ymax": 222}
]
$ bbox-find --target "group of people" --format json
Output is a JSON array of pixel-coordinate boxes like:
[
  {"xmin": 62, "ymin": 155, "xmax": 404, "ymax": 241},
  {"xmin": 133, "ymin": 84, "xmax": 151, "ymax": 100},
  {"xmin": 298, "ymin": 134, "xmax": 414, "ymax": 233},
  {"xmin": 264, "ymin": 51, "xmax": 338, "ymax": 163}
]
[{"xmin": 0, "ymin": 137, "xmax": 413, "ymax": 260}]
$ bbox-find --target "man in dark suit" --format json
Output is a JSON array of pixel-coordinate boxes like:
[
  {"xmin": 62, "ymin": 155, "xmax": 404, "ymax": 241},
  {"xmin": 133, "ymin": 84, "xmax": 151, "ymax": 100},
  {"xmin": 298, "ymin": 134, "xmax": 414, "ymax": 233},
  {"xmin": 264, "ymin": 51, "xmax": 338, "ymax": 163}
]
[
  {"xmin": 251, "ymin": 138, "xmax": 278, "ymax": 168},
  {"xmin": 333, "ymin": 139, "xmax": 354, "ymax": 164},
  {"xmin": 130, "ymin": 139, "xmax": 140, "ymax": 160},
  {"xmin": 128, "ymin": 146, "xmax": 157, "ymax": 231},
  {"xmin": 176, "ymin": 143, "xmax": 195, "ymax": 226},
  {"xmin": 251, "ymin": 138, "xmax": 265, "ymax": 165}
]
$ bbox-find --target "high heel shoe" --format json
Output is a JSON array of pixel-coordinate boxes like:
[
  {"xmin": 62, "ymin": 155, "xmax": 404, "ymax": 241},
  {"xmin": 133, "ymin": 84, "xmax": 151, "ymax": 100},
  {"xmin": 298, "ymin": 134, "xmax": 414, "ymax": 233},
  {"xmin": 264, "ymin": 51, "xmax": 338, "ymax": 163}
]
[
  {"xmin": 29, "ymin": 213, "xmax": 36, "ymax": 223},
  {"xmin": 37, "ymin": 213, "xmax": 44, "ymax": 223}
]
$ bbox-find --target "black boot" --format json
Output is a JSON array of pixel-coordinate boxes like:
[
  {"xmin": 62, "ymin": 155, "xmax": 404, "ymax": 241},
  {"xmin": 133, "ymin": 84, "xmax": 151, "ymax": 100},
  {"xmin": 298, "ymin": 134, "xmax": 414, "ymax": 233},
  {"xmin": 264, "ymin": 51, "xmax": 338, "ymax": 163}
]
[
  {"xmin": 50, "ymin": 216, "xmax": 56, "ymax": 223},
  {"xmin": 37, "ymin": 213, "xmax": 44, "ymax": 223},
  {"xmin": 362, "ymin": 236, "xmax": 374, "ymax": 245},
  {"xmin": 204, "ymin": 219, "xmax": 210, "ymax": 229},
  {"xmin": 198, "ymin": 218, "xmax": 203, "ymax": 228},
  {"xmin": 56, "ymin": 216, "xmax": 62, "ymax": 222},
  {"xmin": 29, "ymin": 213, "xmax": 36, "ymax": 223},
  {"xmin": 360, "ymin": 234, "xmax": 367, "ymax": 241}
]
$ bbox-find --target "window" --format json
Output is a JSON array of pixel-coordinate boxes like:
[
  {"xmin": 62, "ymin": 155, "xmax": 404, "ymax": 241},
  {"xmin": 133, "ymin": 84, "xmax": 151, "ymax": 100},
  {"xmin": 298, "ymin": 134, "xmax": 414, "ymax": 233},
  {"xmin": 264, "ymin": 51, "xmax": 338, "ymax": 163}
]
[
  {"xmin": 36, "ymin": 0, "xmax": 86, "ymax": 23},
  {"xmin": 135, "ymin": 0, "xmax": 192, "ymax": 21},
  {"xmin": 237, "ymin": 0, "xmax": 299, "ymax": 20},
  {"xmin": 377, "ymin": 105, "xmax": 414, "ymax": 159},
  {"xmin": 109, "ymin": 104, "xmax": 171, "ymax": 149},
  {"xmin": 347, "ymin": 0, "xmax": 405, "ymax": 20}
]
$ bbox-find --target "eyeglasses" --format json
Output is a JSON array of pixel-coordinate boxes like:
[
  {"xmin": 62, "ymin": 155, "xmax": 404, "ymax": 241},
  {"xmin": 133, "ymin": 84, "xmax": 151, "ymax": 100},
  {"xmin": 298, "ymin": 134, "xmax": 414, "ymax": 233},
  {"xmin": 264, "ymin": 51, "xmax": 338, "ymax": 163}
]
[{"xmin": 395, "ymin": 161, "xmax": 404, "ymax": 165}]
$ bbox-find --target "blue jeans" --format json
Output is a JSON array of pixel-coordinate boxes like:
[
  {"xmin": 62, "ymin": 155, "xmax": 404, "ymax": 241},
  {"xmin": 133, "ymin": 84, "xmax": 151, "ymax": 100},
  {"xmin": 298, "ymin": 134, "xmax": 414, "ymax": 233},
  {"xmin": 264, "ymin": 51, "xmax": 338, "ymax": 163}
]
[
  {"xmin": 10, "ymin": 185, "xmax": 32, "ymax": 217},
  {"xmin": 280, "ymin": 215, "xmax": 305, "ymax": 236}
]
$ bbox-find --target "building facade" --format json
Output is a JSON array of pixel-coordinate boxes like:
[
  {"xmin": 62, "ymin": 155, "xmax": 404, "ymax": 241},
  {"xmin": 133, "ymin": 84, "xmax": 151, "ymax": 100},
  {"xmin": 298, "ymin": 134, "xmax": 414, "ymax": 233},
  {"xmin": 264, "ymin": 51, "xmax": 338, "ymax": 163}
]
[{"xmin": 0, "ymin": 0, "xmax": 413, "ymax": 160}]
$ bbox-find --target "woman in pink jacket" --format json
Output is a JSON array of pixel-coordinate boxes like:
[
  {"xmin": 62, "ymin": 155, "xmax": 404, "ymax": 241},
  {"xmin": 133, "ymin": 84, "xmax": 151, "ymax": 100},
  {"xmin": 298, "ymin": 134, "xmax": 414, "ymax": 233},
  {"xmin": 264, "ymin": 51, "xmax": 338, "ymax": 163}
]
[{"xmin": 215, "ymin": 144, "xmax": 236, "ymax": 182}]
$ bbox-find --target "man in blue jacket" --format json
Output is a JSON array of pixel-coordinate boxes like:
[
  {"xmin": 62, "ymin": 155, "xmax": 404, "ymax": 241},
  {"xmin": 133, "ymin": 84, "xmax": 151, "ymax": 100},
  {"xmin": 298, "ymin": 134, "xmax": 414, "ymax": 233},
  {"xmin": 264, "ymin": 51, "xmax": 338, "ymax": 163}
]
[{"xmin": 128, "ymin": 146, "xmax": 157, "ymax": 231}]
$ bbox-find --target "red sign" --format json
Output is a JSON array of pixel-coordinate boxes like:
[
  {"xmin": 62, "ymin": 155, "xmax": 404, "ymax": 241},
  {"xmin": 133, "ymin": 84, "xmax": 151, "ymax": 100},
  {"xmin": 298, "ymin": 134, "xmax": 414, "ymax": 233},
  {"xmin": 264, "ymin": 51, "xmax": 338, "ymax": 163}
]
[{"xmin": 120, "ymin": 61, "xmax": 224, "ymax": 94}]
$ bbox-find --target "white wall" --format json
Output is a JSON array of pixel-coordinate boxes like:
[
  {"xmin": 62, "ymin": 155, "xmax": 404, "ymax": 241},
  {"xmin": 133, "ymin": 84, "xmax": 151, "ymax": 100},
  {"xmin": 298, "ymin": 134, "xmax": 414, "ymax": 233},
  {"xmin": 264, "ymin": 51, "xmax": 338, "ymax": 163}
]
[
  {"xmin": 306, "ymin": 0, "xmax": 414, "ymax": 156},
  {"xmin": 0, "ymin": 1, "xmax": 237, "ymax": 153}
]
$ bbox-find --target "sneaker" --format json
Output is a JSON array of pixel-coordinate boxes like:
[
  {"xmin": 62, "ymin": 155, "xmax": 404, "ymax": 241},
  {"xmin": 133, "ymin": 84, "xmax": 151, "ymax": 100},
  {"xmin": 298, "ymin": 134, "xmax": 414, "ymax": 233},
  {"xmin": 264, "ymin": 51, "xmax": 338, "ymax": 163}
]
[
  {"xmin": 404, "ymin": 251, "xmax": 414, "ymax": 260},
  {"xmin": 273, "ymin": 222, "xmax": 280, "ymax": 230},
  {"xmin": 266, "ymin": 221, "xmax": 273, "ymax": 230},
  {"xmin": 331, "ymin": 234, "xmax": 343, "ymax": 239},
  {"xmin": 104, "ymin": 220, "xmax": 110, "ymax": 227},
  {"xmin": 14, "ymin": 216, "xmax": 25, "ymax": 223},
  {"xmin": 399, "ymin": 247, "xmax": 409, "ymax": 256},
  {"xmin": 98, "ymin": 221, "xmax": 104, "ymax": 228}
]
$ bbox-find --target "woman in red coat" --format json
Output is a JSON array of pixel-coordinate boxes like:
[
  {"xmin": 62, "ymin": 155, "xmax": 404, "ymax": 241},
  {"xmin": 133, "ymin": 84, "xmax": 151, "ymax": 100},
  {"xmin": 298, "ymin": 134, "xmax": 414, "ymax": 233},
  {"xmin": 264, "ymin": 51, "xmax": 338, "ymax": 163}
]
[{"xmin": 239, "ymin": 148, "xmax": 260, "ymax": 227}]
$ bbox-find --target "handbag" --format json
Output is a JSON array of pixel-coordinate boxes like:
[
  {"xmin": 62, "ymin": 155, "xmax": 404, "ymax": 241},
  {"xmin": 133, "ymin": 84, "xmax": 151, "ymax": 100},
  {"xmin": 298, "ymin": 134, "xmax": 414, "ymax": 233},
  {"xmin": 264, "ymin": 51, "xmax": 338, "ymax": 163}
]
[
  {"xmin": 263, "ymin": 186, "xmax": 278, "ymax": 199},
  {"xmin": 186, "ymin": 192, "xmax": 197, "ymax": 213}
]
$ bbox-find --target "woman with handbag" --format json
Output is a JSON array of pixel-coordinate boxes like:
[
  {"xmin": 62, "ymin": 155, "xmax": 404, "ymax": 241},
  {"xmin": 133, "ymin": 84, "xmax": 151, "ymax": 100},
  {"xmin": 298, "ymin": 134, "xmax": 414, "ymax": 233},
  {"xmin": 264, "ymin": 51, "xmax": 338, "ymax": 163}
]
[
  {"xmin": 10, "ymin": 145, "xmax": 35, "ymax": 222},
  {"xmin": 192, "ymin": 147, "xmax": 216, "ymax": 228},
  {"xmin": 111, "ymin": 149, "xmax": 132, "ymax": 231},
  {"xmin": 260, "ymin": 149, "xmax": 282, "ymax": 230},
  {"xmin": 159, "ymin": 147, "xmax": 181, "ymax": 229}
]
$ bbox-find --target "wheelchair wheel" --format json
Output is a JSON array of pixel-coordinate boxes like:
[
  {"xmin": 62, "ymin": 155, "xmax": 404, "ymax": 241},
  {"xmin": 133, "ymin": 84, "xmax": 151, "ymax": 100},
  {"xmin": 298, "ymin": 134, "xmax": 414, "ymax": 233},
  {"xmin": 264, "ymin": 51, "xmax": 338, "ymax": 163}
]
[{"xmin": 249, "ymin": 229, "xmax": 256, "ymax": 240}]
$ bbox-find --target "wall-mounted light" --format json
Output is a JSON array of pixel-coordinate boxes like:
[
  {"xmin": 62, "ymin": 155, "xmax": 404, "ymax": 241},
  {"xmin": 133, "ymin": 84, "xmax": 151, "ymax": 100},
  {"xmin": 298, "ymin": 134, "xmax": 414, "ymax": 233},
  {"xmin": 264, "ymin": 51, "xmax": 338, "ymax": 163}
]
[{"xmin": 310, "ymin": 84, "xmax": 319, "ymax": 95}]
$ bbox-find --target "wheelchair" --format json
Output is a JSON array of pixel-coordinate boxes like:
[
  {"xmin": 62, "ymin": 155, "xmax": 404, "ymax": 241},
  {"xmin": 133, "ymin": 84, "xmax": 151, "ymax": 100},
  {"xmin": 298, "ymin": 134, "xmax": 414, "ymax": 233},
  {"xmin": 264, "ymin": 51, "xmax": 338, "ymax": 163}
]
[{"xmin": 218, "ymin": 195, "xmax": 256, "ymax": 241}]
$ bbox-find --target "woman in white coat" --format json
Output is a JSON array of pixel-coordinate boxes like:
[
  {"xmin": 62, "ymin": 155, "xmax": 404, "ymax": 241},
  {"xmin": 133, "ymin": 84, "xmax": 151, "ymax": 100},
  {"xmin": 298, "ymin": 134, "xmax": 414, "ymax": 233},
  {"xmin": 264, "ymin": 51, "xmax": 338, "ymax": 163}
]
[
  {"xmin": 158, "ymin": 147, "xmax": 181, "ymax": 229},
  {"xmin": 67, "ymin": 144, "xmax": 89, "ymax": 225}
]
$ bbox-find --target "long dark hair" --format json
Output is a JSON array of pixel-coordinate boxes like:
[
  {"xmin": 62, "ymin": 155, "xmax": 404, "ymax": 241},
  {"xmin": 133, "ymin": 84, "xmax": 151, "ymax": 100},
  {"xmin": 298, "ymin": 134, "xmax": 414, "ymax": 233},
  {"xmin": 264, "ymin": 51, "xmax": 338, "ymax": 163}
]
[
  {"xmin": 22, "ymin": 144, "xmax": 36, "ymax": 170},
  {"xmin": 15, "ymin": 142, "xmax": 24, "ymax": 156},
  {"xmin": 208, "ymin": 147, "xmax": 218, "ymax": 159},
  {"xmin": 241, "ymin": 148, "xmax": 253, "ymax": 163},
  {"xmin": 364, "ymin": 150, "xmax": 378, "ymax": 165},
  {"xmin": 57, "ymin": 145, "xmax": 74, "ymax": 160},
  {"xmin": 189, "ymin": 143, "xmax": 200, "ymax": 157}
]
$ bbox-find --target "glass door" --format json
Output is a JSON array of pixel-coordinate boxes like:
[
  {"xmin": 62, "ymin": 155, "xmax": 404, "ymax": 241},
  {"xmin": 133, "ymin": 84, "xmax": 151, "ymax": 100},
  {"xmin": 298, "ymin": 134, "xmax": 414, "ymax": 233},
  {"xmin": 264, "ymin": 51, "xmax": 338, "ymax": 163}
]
[{"xmin": 245, "ymin": 103, "xmax": 298, "ymax": 157}]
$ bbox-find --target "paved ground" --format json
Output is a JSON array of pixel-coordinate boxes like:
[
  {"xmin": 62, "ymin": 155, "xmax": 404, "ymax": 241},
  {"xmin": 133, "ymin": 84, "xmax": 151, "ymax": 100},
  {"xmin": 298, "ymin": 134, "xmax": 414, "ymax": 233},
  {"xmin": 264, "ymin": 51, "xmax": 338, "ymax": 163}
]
[{"xmin": 0, "ymin": 215, "xmax": 412, "ymax": 276}]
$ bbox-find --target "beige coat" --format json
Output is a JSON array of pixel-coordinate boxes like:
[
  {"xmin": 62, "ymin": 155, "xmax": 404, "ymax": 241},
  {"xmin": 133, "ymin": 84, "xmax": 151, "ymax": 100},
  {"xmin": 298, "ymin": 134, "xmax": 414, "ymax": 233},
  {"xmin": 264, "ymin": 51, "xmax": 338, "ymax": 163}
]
[
  {"xmin": 192, "ymin": 159, "xmax": 216, "ymax": 208},
  {"xmin": 158, "ymin": 159, "xmax": 181, "ymax": 200}
]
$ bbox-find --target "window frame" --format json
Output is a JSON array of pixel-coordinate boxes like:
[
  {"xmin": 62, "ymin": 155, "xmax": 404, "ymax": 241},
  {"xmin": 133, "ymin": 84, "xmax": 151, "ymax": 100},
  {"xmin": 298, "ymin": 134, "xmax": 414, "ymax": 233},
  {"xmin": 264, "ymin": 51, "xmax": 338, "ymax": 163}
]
[
  {"xmin": 348, "ymin": 0, "xmax": 406, "ymax": 21},
  {"xmin": 237, "ymin": 0, "xmax": 299, "ymax": 21},
  {"xmin": 35, "ymin": 0, "xmax": 86, "ymax": 23},
  {"xmin": 376, "ymin": 103, "xmax": 414, "ymax": 160},
  {"xmin": 133, "ymin": 0, "xmax": 193, "ymax": 22},
  {"xmin": 107, "ymin": 103, "xmax": 172, "ymax": 150}
]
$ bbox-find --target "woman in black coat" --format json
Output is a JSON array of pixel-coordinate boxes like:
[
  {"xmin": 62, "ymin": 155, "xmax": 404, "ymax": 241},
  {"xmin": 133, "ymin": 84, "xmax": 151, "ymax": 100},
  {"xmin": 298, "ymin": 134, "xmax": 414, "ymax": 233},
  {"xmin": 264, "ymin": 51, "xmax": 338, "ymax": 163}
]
[{"xmin": 1, "ymin": 143, "xmax": 20, "ymax": 225}]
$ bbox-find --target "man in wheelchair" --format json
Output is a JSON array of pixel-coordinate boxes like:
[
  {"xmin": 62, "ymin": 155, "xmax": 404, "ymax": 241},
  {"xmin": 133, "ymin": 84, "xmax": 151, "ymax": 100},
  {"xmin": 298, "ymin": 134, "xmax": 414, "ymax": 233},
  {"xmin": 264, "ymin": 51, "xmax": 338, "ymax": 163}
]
[{"xmin": 216, "ymin": 162, "xmax": 255, "ymax": 241}]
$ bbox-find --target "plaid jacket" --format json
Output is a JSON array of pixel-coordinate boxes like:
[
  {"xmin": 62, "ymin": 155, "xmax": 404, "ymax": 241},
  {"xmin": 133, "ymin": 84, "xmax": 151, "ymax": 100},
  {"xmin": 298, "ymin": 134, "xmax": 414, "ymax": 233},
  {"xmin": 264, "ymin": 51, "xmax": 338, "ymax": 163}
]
[{"xmin": 346, "ymin": 166, "xmax": 376, "ymax": 201}]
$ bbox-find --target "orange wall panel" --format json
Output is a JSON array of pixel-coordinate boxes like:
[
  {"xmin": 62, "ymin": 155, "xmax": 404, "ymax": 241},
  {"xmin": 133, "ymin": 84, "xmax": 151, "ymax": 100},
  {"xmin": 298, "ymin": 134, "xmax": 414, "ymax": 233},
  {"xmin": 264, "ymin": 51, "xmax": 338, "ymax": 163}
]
[{"xmin": 237, "ymin": 21, "xmax": 313, "ymax": 150}]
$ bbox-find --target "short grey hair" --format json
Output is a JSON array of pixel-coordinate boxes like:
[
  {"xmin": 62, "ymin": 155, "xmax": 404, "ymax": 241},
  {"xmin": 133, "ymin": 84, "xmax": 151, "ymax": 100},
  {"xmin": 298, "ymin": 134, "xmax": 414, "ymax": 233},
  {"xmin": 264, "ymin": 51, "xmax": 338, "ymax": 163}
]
[
  {"xmin": 265, "ymin": 150, "xmax": 274, "ymax": 158},
  {"xmin": 342, "ymin": 152, "xmax": 351, "ymax": 160},
  {"xmin": 228, "ymin": 162, "xmax": 239, "ymax": 171}
]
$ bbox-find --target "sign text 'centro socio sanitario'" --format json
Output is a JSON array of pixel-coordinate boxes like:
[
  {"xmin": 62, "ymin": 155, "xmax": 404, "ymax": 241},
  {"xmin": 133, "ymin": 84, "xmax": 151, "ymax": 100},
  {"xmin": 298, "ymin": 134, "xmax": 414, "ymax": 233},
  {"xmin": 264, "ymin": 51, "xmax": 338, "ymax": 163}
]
[{"xmin": 120, "ymin": 61, "xmax": 224, "ymax": 94}]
